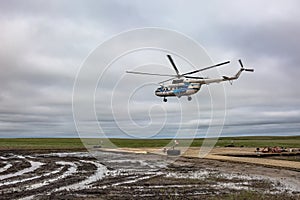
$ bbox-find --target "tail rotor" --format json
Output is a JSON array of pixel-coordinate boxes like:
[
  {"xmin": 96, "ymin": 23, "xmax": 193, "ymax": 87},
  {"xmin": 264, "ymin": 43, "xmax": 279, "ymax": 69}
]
[{"xmin": 239, "ymin": 59, "xmax": 254, "ymax": 72}]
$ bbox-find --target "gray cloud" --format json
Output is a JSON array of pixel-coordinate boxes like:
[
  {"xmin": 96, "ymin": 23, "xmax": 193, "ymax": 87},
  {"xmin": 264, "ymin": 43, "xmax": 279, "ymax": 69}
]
[{"xmin": 0, "ymin": 0, "xmax": 299, "ymax": 138}]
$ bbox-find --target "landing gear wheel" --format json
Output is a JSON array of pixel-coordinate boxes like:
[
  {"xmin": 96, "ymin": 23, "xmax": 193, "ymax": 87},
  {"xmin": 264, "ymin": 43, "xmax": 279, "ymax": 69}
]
[
  {"xmin": 188, "ymin": 96, "xmax": 192, "ymax": 101},
  {"xmin": 163, "ymin": 97, "xmax": 167, "ymax": 102}
]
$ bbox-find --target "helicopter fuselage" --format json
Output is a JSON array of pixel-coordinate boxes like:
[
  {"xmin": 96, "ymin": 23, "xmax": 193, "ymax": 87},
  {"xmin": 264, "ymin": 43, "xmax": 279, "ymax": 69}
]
[{"xmin": 155, "ymin": 79, "xmax": 201, "ymax": 98}]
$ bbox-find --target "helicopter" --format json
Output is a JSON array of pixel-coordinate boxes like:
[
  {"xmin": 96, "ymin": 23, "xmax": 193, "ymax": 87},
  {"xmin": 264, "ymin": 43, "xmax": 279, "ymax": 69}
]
[{"xmin": 126, "ymin": 55, "xmax": 254, "ymax": 102}]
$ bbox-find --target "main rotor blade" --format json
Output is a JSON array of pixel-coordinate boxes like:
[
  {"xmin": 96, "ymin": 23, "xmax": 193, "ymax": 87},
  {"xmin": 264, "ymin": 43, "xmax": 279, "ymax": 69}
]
[
  {"xmin": 167, "ymin": 55, "xmax": 180, "ymax": 77},
  {"xmin": 126, "ymin": 71, "xmax": 177, "ymax": 77},
  {"xmin": 183, "ymin": 75, "xmax": 205, "ymax": 79},
  {"xmin": 182, "ymin": 61, "xmax": 230, "ymax": 76}
]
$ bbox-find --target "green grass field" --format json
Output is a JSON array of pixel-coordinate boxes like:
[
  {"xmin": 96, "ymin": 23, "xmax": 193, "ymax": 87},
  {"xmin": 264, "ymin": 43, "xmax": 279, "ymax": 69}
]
[
  {"xmin": 0, "ymin": 138, "xmax": 85, "ymax": 150},
  {"xmin": 0, "ymin": 136, "xmax": 299, "ymax": 150}
]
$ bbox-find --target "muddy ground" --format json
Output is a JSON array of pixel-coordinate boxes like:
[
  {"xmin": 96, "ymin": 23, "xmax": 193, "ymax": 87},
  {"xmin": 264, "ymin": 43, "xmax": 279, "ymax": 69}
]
[{"xmin": 0, "ymin": 149, "xmax": 299, "ymax": 200}]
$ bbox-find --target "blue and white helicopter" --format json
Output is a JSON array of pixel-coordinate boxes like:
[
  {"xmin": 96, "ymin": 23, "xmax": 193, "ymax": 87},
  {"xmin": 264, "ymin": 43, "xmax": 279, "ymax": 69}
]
[{"xmin": 126, "ymin": 55, "xmax": 254, "ymax": 102}]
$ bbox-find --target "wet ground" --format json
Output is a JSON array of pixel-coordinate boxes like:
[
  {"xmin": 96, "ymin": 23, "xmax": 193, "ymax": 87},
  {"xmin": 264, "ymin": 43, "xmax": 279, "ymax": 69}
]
[{"xmin": 0, "ymin": 150, "xmax": 299, "ymax": 199}]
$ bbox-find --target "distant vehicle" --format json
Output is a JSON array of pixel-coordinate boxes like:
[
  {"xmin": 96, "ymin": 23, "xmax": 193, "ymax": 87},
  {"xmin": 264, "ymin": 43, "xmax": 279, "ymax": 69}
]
[{"xmin": 126, "ymin": 55, "xmax": 254, "ymax": 102}]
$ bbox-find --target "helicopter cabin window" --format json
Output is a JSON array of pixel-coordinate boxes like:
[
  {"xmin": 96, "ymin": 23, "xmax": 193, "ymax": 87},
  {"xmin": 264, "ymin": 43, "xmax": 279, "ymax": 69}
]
[{"xmin": 172, "ymin": 79, "xmax": 184, "ymax": 84}]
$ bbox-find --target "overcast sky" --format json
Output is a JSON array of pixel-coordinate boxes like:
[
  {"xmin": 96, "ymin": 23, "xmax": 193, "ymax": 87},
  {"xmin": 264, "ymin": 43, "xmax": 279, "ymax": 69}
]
[{"xmin": 0, "ymin": 0, "xmax": 299, "ymax": 138}]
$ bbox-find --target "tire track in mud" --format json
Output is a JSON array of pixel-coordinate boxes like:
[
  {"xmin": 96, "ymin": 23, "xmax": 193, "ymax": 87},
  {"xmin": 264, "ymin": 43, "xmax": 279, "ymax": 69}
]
[
  {"xmin": 0, "ymin": 159, "xmax": 43, "ymax": 181},
  {"xmin": 0, "ymin": 151, "xmax": 299, "ymax": 200},
  {"xmin": 0, "ymin": 153, "xmax": 107, "ymax": 200},
  {"xmin": 0, "ymin": 157, "xmax": 31, "ymax": 177},
  {"xmin": 0, "ymin": 151, "xmax": 168, "ymax": 199}
]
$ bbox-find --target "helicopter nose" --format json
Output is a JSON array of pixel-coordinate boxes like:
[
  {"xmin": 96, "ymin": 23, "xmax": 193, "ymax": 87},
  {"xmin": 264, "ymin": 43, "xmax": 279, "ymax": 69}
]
[{"xmin": 155, "ymin": 88, "xmax": 164, "ymax": 96}]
